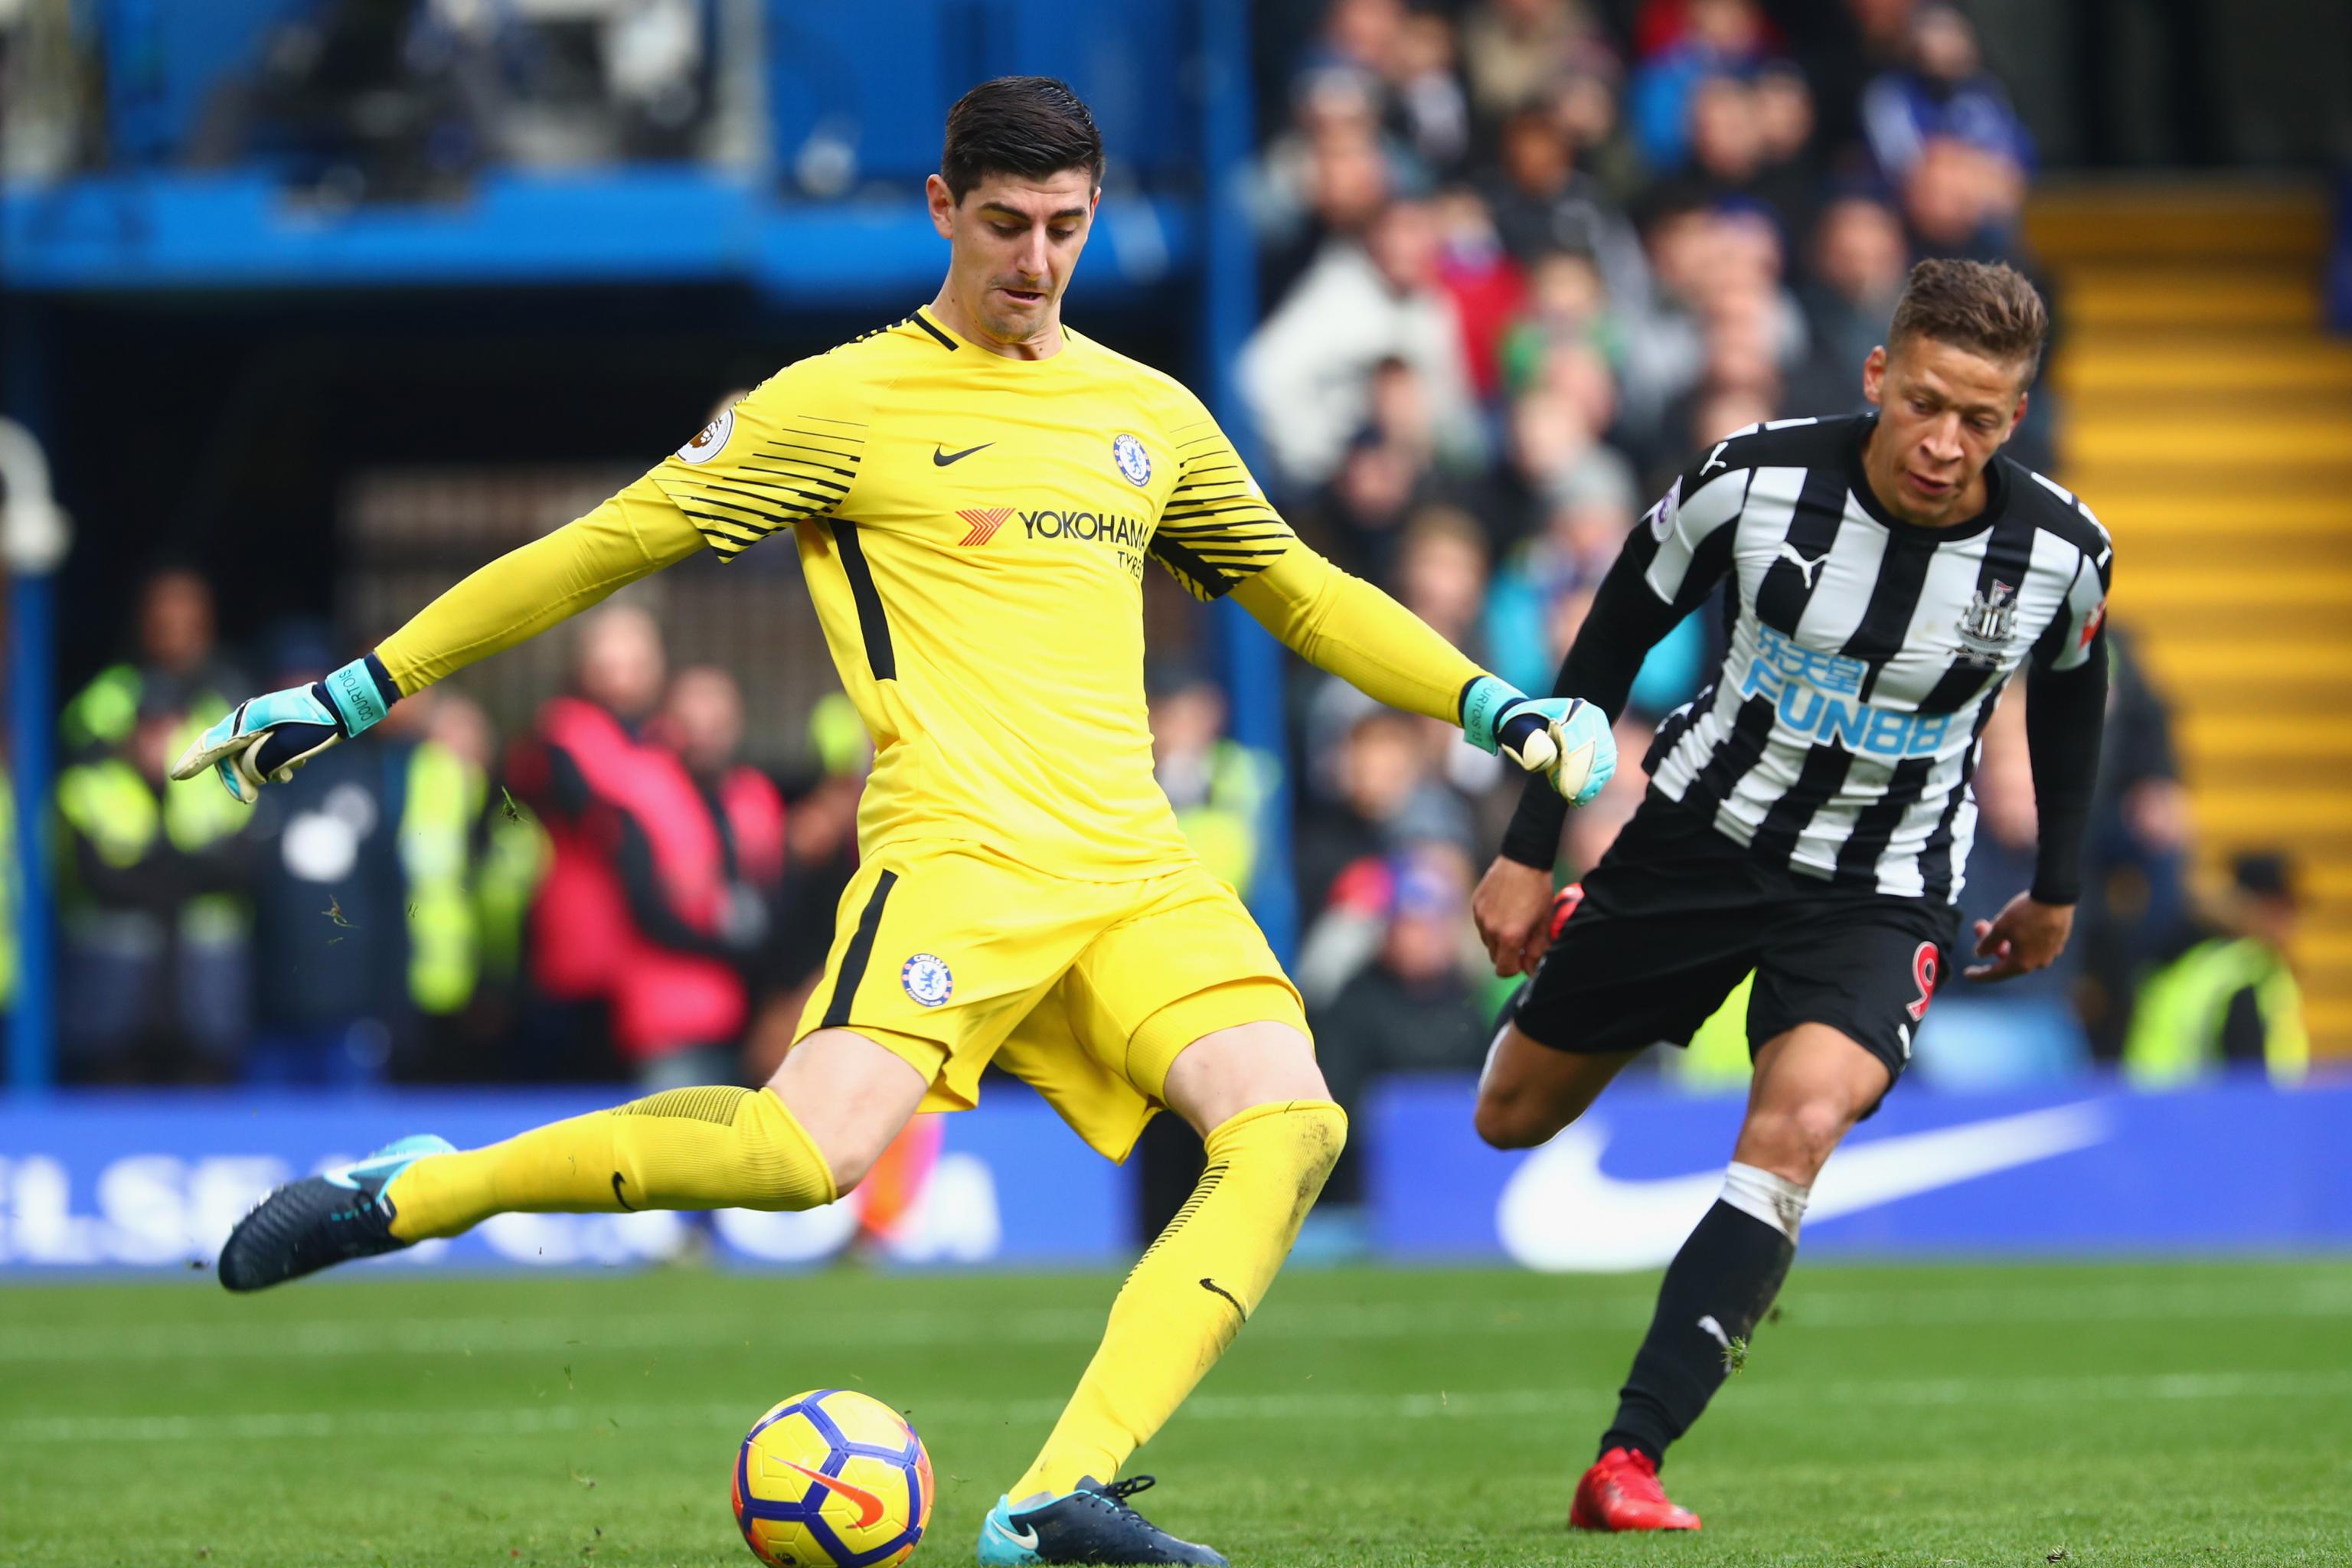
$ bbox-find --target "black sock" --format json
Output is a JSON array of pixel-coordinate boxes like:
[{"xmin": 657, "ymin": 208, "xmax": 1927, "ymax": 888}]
[{"xmin": 1600, "ymin": 1198, "xmax": 1795, "ymax": 1466}]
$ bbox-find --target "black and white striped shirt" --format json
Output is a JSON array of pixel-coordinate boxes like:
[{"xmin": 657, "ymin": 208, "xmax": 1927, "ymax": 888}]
[{"xmin": 1512, "ymin": 414, "xmax": 2113, "ymax": 903}]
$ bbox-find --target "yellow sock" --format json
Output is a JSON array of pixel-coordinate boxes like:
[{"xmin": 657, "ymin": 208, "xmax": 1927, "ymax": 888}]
[
  {"xmin": 1011, "ymin": 1099, "xmax": 1346, "ymax": 1500},
  {"xmin": 384, "ymin": 1086, "xmax": 836, "ymax": 1242}
]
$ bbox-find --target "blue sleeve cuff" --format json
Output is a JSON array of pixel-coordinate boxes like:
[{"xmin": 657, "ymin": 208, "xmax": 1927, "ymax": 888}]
[
  {"xmin": 321, "ymin": 655, "xmax": 399, "ymax": 737},
  {"xmin": 1459, "ymin": 674, "xmax": 1524, "ymax": 755}
]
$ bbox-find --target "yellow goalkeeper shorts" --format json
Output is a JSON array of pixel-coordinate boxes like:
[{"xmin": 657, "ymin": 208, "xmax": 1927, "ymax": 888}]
[{"xmin": 792, "ymin": 841, "xmax": 1308, "ymax": 1161}]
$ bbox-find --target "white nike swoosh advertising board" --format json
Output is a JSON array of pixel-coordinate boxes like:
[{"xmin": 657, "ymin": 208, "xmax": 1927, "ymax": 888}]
[{"xmin": 1367, "ymin": 1077, "xmax": 2352, "ymax": 1269}]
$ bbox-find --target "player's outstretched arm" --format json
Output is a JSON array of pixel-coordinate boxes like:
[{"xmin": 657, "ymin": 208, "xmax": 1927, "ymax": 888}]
[
  {"xmin": 1228, "ymin": 544, "xmax": 1616, "ymax": 802},
  {"xmin": 1472, "ymin": 544, "xmax": 1687, "ymax": 973},
  {"xmin": 1156, "ymin": 391, "xmax": 1606, "ymax": 793},
  {"xmin": 1477, "ymin": 449, "xmax": 1740, "ymax": 975},
  {"xmin": 177, "ymin": 348, "xmax": 864, "ymax": 801},
  {"xmin": 171, "ymin": 476, "xmax": 701, "ymax": 801}
]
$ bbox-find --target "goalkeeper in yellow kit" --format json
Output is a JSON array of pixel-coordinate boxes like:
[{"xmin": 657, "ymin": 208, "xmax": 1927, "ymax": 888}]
[{"xmin": 176, "ymin": 77, "xmax": 1614, "ymax": 1566}]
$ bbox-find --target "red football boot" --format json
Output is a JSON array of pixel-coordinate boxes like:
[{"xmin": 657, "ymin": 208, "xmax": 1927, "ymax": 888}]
[{"xmin": 1569, "ymin": 1447, "xmax": 1701, "ymax": 1532}]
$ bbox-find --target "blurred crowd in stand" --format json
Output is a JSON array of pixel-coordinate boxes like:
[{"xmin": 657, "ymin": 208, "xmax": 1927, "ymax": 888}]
[
  {"xmin": 0, "ymin": 0, "xmax": 2310, "ymax": 1124},
  {"xmin": 26, "ymin": 567, "xmax": 867, "ymax": 1093}
]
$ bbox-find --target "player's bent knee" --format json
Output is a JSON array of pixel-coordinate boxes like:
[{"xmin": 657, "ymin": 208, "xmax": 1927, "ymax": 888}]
[
  {"xmin": 1735, "ymin": 1100, "xmax": 1852, "ymax": 1184},
  {"xmin": 764, "ymin": 1027, "xmax": 930, "ymax": 1199},
  {"xmin": 811, "ymin": 1135, "xmax": 876, "ymax": 1198},
  {"xmin": 1277, "ymin": 1099, "xmax": 1348, "ymax": 1189},
  {"xmin": 1159, "ymin": 1018, "xmax": 1326, "ymax": 1135},
  {"xmin": 1472, "ymin": 1088, "xmax": 1562, "ymax": 1150},
  {"xmin": 1473, "ymin": 1027, "xmax": 1614, "ymax": 1149},
  {"xmin": 1216, "ymin": 1097, "xmax": 1347, "ymax": 1227},
  {"xmin": 773, "ymin": 1093, "xmax": 908, "ymax": 1199}
]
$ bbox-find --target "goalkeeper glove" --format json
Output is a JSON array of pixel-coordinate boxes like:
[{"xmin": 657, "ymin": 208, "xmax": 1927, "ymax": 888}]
[
  {"xmin": 169, "ymin": 655, "xmax": 400, "ymax": 804},
  {"xmin": 1459, "ymin": 675, "xmax": 1617, "ymax": 807}
]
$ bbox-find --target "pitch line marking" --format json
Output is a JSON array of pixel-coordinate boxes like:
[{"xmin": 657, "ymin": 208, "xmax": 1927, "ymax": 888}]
[
  {"xmin": 8, "ymin": 1368, "xmax": 2352, "ymax": 1447},
  {"xmin": 5, "ymin": 1277, "xmax": 2351, "ymax": 1362}
]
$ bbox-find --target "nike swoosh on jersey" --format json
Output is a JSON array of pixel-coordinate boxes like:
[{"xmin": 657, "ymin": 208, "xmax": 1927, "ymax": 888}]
[
  {"xmin": 933, "ymin": 442, "xmax": 994, "ymax": 466},
  {"xmin": 1496, "ymin": 1102, "xmax": 2109, "ymax": 1271},
  {"xmin": 783, "ymin": 1460, "xmax": 888, "ymax": 1528}
]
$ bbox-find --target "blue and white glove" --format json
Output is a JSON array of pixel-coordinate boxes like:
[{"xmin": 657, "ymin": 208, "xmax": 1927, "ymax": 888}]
[
  {"xmin": 168, "ymin": 656, "xmax": 397, "ymax": 804},
  {"xmin": 1460, "ymin": 675, "xmax": 1617, "ymax": 808}
]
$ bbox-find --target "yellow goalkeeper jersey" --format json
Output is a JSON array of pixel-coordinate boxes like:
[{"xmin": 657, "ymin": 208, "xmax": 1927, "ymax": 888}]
[
  {"xmin": 374, "ymin": 306, "xmax": 1485, "ymax": 880},
  {"xmin": 653, "ymin": 308, "xmax": 1292, "ymax": 878}
]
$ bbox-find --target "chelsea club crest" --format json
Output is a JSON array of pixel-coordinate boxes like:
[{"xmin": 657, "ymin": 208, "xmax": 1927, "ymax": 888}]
[
  {"xmin": 900, "ymin": 952, "xmax": 953, "ymax": 1008},
  {"xmin": 1111, "ymin": 433, "xmax": 1152, "ymax": 486},
  {"xmin": 1955, "ymin": 580, "xmax": 2018, "ymax": 666}
]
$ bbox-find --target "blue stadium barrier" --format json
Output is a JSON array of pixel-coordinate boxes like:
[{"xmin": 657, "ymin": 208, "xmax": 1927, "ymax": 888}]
[
  {"xmin": 8, "ymin": 1077, "xmax": 2349, "ymax": 1277},
  {"xmin": 0, "ymin": 1088, "xmax": 1132, "ymax": 1275},
  {"xmin": 0, "ymin": 172, "xmax": 1191, "ymax": 298},
  {"xmin": 1368, "ymin": 1074, "xmax": 2352, "ymax": 1269}
]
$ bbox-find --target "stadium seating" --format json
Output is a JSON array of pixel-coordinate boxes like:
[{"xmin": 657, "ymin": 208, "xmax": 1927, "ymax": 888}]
[{"xmin": 2030, "ymin": 178, "xmax": 2352, "ymax": 1047}]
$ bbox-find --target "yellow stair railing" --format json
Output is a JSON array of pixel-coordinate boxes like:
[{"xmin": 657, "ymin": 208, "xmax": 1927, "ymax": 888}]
[{"xmin": 2027, "ymin": 180, "xmax": 2352, "ymax": 1057}]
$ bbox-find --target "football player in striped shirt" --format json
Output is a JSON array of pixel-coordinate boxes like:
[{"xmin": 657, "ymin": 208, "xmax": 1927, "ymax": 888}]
[{"xmin": 1472, "ymin": 259, "xmax": 2112, "ymax": 1531}]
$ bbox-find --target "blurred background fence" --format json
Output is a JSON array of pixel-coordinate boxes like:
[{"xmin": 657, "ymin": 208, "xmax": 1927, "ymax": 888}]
[{"xmin": 2, "ymin": 0, "xmax": 2348, "ymax": 1268}]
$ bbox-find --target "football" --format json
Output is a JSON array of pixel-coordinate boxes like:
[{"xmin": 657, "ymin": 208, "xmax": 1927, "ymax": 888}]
[{"xmin": 732, "ymin": 1389, "xmax": 935, "ymax": 1568}]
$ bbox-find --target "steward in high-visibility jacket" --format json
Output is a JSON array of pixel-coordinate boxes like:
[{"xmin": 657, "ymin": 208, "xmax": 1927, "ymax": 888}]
[
  {"xmin": 57, "ymin": 659, "xmax": 247, "ymax": 929},
  {"xmin": 55, "ymin": 718, "xmax": 250, "ymax": 934},
  {"xmin": 399, "ymin": 740, "xmax": 490, "ymax": 1016},
  {"xmin": 2125, "ymin": 852, "xmax": 2308, "ymax": 1087},
  {"xmin": 1168, "ymin": 739, "xmax": 1278, "ymax": 896},
  {"xmin": 62, "ymin": 662, "xmax": 236, "ymax": 759},
  {"xmin": 247, "ymin": 731, "xmax": 494, "ymax": 1057},
  {"xmin": 2126, "ymin": 937, "xmax": 2308, "ymax": 1086},
  {"xmin": 54, "ymin": 707, "xmax": 253, "ymax": 1074}
]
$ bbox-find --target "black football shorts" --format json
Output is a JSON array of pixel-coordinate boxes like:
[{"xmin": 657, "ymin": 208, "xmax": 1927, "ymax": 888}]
[{"xmin": 1511, "ymin": 791, "xmax": 1960, "ymax": 1084}]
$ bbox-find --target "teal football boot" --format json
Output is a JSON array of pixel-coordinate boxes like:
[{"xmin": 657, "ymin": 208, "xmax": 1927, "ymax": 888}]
[
  {"xmin": 976, "ymin": 1476, "xmax": 1226, "ymax": 1566},
  {"xmin": 216, "ymin": 1135, "xmax": 454, "ymax": 1291}
]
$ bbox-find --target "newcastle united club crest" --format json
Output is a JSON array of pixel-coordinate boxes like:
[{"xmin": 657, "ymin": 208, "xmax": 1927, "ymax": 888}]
[{"xmin": 1955, "ymin": 580, "xmax": 2018, "ymax": 666}]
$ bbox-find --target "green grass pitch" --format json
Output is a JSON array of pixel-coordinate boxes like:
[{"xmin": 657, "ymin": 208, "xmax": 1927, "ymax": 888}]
[{"xmin": 5, "ymin": 1259, "xmax": 2349, "ymax": 1566}]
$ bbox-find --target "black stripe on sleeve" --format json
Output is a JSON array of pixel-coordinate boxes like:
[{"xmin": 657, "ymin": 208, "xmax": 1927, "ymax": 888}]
[
  {"xmin": 831, "ymin": 521, "xmax": 897, "ymax": 680},
  {"xmin": 689, "ymin": 479, "xmax": 808, "ymax": 521},
  {"xmin": 1664, "ymin": 495, "xmax": 1743, "ymax": 622},
  {"xmin": 1641, "ymin": 679, "xmax": 1713, "ymax": 773},
  {"xmin": 1148, "ymin": 533, "xmax": 1236, "ymax": 599},
  {"xmin": 820, "ymin": 870, "xmax": 900, "ymax": 1029},
  {"xmin": 682, "ymin": 511, "xmax": 770, "ymax": 550},
  {"xmin": 2030, "ymin": 557, "xmax": 2089, "ymax": 667}
]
